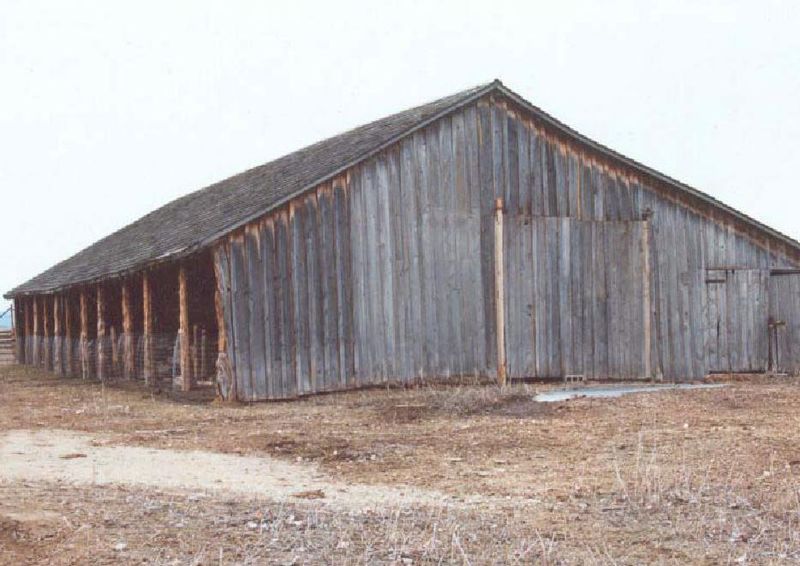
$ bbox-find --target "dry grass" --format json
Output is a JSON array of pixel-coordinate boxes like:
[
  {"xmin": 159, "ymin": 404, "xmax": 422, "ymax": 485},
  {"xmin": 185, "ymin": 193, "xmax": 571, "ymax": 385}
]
[{"xmin": 3, "ymin": 365, "xmax": 800, "ymax": 563}]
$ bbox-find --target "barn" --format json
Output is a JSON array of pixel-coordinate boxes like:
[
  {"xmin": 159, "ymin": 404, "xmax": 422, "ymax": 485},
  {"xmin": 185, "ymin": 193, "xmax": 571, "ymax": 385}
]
[{"xmin": 6, "ymin": 80, "xmax": 800, "ymax": 401}]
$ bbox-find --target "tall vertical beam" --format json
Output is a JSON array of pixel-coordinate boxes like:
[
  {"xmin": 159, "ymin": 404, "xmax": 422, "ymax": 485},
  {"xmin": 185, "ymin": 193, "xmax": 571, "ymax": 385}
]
[
  {"xmin": 32, "ymin": 296, "xmax": 41, "ymax": 366},
  {"xmin": 178, "ymin": 265, "xmax": 192, "ymax": 391},
  {"xmin": 200, "ymin": 327, "xmax": 208, "ymax": 379},
  {"xmin": 192, "ymin": 324, "xmax": 200, "ymax": 380},
  {"xmin": 96, "ymin": 284, "xmax": 108, "ymax": 381},
  {"xmin": 642, "ymin": 217, "xmax": 654, "ymax": 380},
  {"xmin": 13, "ymin": 298, "xmax": 22, "ymax": 364},
  {"xmin": 42, "ymin": 296, "xmax": 51, "ymax": 370},
  {"xmin": 121, "ymin": 281, "xmax": 134, "ymax": 379},
  {"xmin": 24, "ymin": 297, "xmax": 32, "ymax": 364},
  {"xmin": 79, "ymin": 289, "xmax": 90, "ymax": 379},
  {"xmin": 142, "ymin": 272, "xmax": 154, "ymax": 385},
  {"xmin": 213, "ymin": 253, "xmax": 232, "ymax": 398},
  {"xmin": 214, "ymin": 273, "xmax": 227, "ymax": 359},
  {"xmin": 53, "ymin": 294, "xmax": 63, "ymax": 376},
  {"xmin": 64, "ymin": 294, "xmax": 73, "ymax": 376},
  {"xmin": 494, "ymin": 198, "xmax": 507, "ymax": 386},
  {"xmin": 110, "ymin": 325, "xmax": 118, "ymax": 375}
]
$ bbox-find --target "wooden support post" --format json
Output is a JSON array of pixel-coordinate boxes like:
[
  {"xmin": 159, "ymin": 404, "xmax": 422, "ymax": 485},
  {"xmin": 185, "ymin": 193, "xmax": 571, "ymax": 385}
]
[
  {"xmin": 494, "ymin": 198, "xmax": 507, "ymax": 386},
  {"xmin": 96, "ymin": 284, "xmax": 107, "ymax": 381},
  {"xmin": 215, "ymin": 280, "xmax": 226, "ymax": 357},
  {"xmin": 43, "ymin": 296, "xmax": 52, "ymax": 371},
  {"xmin": 642, "ymin": 218, "xmax": 652, "ymax": 380},
  {"xmin": 142, "ymin": 272, "xmax": 154, "ymax": 385},
  {"xmin": 53, "ymin": 295, "xmax": 63, "ymax": 376},
  {"xmin": 24, "ymin": 298, "xmax": 32, "ymax": 364},
  {"xmin": 200, "ymin": 327, "xmax": 208, "ymax": 379},
  {"xmin": 121, "ymin": 282, "xmax": 134, "ymax": 379},
  {"xmin": 32, "ymin": 296, "xmax": 41, "ymax": 366},
  {"xmin": 178, "ymin": 265, "xmax": 192, "ymax": 391},
  {"xmin": 13, "ymin": 298, "xmax": 22, "ymax": 364},
  {"xmin": 212, "ymin": 247, "xmax": 234, "ymax": 400},
  {"xmin": 192, "ymin": 324, "xmax": 200, "ymax": 380},
  {"xmin": 110, "ymin": 325, "xmax": 118, "ymax": 375},
  {"xmin": 79, "ymin": 289, "xmax": 90, "ymax": 379},
  {"xmin": 64, "ymin": 295, "xmax": 73, "ymax": 376}
]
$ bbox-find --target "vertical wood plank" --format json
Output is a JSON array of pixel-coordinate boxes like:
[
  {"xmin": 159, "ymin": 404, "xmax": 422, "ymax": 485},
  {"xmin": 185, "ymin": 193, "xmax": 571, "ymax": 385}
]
[
  {"xmin": 494, "ymin": 198, "xmax": 506, "ymax": 385},
  {"xmin": 121, "ymin": 281, "xmax": 134, "ymax": 379},
  {"xmin": 178, "ymin": 265, "xmax": 192, "ymax": 391},
  {"xmin": 142, "ymin": 273, "xmax": 154, "ymax": 385},
  {"xmin": 80, "ymin": 290, "xmax": 90, "ymax": 379},
  {"xmin": 53, "ymin": 294, "xmax": 62, "ymax": 376},
  {"xmin": 261, "ymin": 218, "xmax": 278, "ymax": 398},
  {"xmin": 64, "ymin": 294, "xmax": 74, "ymax": 376},
  {"xmin": 245, "ymin": 224, "xmax": 267, "ymax": 399},
  {"xmin": 230, "ymin": 234, "xmax": 253, "ymax": 399},
  {"xmin": 96, "ymin": 284, "xmax": 107, "ymax": 381},
  {"xmin": 42, "ymin": 296, "xmax": 51, "ymax": 371}
]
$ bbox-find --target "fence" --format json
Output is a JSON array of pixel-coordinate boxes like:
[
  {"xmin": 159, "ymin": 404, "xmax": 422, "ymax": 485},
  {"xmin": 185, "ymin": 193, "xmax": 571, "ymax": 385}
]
[{"xmin": 20, "ymin": 330, "xmax": 218, "ymax": 387}]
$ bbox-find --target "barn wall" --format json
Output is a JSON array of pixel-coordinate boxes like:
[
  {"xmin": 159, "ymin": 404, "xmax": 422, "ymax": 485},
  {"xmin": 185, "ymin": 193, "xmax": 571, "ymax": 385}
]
[
  {"xmin": 215, "ymin": 104, "xmax": 491, "ymax": 400},
  {"xmin": 481, "ymin": 95, "xmax": 798, "ymax": 380},
  {"xmin": 216, "ymin": 94, "xmax": 800, "ymax": 400},
  {"xmin": 503, "ymin": 218, "xmax": 654, "ymax": 380}
]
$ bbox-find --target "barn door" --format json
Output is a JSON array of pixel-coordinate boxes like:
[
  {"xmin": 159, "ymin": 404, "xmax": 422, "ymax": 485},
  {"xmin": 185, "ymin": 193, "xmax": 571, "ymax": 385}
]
[
  {"xmin": 503, "ymin": 217, "xmax": 652, "ymax": 380},
  {"xmin": 705, "ymin": 269, "xmax": 769, "ymax": 373},
  {"xmin": 768, "ymin": 271, "xmax": 800, "ymax": 374}
]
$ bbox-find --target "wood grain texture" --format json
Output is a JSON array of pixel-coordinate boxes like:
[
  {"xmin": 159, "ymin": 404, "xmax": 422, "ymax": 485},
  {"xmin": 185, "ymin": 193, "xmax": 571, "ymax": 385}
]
[{"xmin": 209, "ymin": 97, "xmax": 800, "ymax": 399}]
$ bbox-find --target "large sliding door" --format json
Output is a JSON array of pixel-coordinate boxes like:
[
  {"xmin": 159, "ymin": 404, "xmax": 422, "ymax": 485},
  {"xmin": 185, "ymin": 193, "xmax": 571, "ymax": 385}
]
[{"xmin": 503, "ymin": 218, "xmax": 653, "ymax": 380}]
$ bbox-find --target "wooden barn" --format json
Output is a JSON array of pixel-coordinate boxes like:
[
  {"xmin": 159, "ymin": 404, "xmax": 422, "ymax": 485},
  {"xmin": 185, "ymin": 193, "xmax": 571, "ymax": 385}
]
[{"xmin": 6, "ymin": 80, "xmax": 800, "ymax": 401}]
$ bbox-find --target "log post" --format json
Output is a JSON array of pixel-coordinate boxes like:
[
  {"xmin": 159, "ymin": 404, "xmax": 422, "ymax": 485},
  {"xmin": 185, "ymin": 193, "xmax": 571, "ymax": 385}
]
[
  {"xmin": 213, "ymin": 248, "xmax": 234, "ymax": 399},
  {"xmin": 43, "ymin": 296, "xmax": 52, "ymax": 371},
  {"xmin": 64, "ymin": 294, "xmax": 73, "ymax": 376},
  {"xmin": 32, "ymin": 296, "xmax": 41, "ymax": 367},
  {"xmin": 178, "ymin": 265, "xmax": 192, "ymax": 391},
  {"xmin": 96, "ymin": 284, "xmax": 107, "ymax": 381},
  {"xmin": 215, "ymin": 279, "xmax": 226, "ymax": 358},
  {"xmin": 142, "ymin": 272, "xmax": 154, "ymax": 385},
  {"xmin": 79, "ymin": 289, "xmax": 90, "ymax": 379},
  {"xmin": 24, "ymin": 297, "xmax": 32, "ymax": 364},
  {"xmin": 494, "ymin": 198, "xmax": 507, "ymax": 386},
  {"xmin": 200, "ymin": 327, "xmax": 208, "ymax": 379},
  {"xmin": 192, "ymin": 324, "xmax": 200, "ymax": 380},
  {"xmin": 121, "ymin": 281, "xmax": 134, "ymax": 379},
  {"xmin": 110, "ymin": 325, "xmax": 118, "ymax": 375},
  {"xmin": 53, "ymin": 295, "xmax": 63, "ymax": 376},
  {"xmin": 13, "ymin": 298, "xmax": 23, "ymax": 364}
]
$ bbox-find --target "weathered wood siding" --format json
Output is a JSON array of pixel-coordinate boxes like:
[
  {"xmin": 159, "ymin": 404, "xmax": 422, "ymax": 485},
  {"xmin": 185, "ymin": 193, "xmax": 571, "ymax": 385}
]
[
  {"xmin": 504, "ymin": 218, "xmax": 653, "ymax": 379},
  {"xmin": 480, "ymin": 95, "xmax": 797, "ymax": 381},
  {"xmin": 216, "ymin": 94, "xmax": 800, "ymax": 399},
  {"xmin": 705, "ymin": 269, "xmax": 770, "ymax": 373},
  {"xmin": 215, "ymin": 106, "xmax": 489, "ymax": 400},
  {"xmin": 768, "ymin": 273, "xmax": 800, "ymax": 374}
]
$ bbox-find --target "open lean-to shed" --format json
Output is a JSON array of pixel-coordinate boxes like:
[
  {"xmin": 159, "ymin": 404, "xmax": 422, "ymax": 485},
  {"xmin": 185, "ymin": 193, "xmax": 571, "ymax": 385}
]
[{"xmin": 7, "ymin": 80, "xmax": 800, "ymax": 401}]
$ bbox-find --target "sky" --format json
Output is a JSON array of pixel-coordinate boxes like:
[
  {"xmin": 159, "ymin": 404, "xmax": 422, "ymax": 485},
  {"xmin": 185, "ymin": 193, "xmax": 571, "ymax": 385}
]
[{"xmin": 1, "ymin": 0, "xmax": 799, "ymax": 312}]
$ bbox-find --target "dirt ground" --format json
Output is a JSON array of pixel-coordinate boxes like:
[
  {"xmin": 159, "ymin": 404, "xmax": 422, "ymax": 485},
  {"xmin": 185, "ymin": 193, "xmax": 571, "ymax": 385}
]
[{"xmin": 2, "ymin": 365, "xmax": 800, "ymax": 564}]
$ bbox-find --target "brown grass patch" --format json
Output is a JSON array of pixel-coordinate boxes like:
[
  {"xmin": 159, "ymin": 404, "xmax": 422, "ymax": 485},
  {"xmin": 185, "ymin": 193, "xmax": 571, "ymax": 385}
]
[{"xmin": 4, "ymin": 365, "xmax": 800, "ymax": 562}]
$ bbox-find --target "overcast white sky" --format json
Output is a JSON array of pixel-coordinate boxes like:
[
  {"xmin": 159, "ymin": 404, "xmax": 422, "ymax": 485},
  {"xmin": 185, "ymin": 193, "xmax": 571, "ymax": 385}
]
[{"xmin": 2, "ymin": 0, "xmax": 799, "ymax": 311}]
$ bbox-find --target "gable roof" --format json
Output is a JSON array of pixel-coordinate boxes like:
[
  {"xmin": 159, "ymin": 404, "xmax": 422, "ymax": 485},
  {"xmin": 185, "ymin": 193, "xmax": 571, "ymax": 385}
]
[{"xmin": 7, "ymin": 80, "xmax": 800, "ymax": 297}]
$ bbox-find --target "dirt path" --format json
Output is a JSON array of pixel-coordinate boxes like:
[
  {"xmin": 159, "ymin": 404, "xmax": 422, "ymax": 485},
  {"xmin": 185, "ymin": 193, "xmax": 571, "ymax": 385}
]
[{"xmin": 0, "ymin": 429, "xmax": 475, "ymax": 510}]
